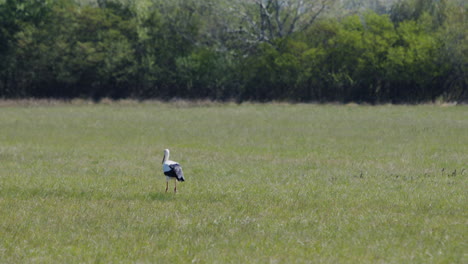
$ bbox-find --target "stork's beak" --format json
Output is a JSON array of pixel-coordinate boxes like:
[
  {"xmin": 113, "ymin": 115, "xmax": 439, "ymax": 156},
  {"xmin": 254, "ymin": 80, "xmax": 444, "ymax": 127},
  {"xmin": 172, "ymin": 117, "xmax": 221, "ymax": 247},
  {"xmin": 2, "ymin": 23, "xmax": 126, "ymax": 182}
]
[{"xmin": 161, "ymin": 154, "xmax": 165, "ymax": 164}]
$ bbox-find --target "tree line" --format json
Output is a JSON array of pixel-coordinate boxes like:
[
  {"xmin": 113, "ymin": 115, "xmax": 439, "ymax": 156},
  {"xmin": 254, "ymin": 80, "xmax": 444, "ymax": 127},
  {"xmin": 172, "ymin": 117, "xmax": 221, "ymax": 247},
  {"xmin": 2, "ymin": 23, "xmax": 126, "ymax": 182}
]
[{"xmin": 0, "ymin": 0, "xmax": 466, "ymax": 103}]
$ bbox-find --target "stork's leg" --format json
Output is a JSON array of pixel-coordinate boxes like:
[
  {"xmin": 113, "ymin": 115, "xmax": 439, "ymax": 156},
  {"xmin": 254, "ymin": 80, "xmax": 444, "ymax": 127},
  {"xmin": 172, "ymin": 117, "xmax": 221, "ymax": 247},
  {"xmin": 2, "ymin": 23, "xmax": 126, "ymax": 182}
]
[
  {"xmin": 174, "ymin": 179, "xmax": 177, "ymax": 193},
  {"xmin": 165, "ymin": 181, "xmax": 168, "ymax": 193}
]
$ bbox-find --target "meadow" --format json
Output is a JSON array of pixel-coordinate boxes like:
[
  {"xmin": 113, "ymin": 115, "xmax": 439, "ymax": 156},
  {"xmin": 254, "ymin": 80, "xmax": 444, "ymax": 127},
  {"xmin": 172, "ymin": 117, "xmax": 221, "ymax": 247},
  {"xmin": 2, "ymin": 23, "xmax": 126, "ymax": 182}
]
[{"xmin": 0, "ymin": 101, "xmax": 466, "ymax": 263}]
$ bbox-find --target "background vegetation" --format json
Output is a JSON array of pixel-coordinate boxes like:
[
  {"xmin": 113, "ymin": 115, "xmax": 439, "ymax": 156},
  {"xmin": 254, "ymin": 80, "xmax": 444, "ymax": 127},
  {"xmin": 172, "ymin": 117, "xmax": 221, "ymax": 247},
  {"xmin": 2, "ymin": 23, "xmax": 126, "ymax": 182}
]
[
  {"xmin": 0, "ymin": 0, "xmax": 467, "ymax": 103},
  {"xmin": 0, "ymin": 102, "xmax": 466, "ymax": 262}
]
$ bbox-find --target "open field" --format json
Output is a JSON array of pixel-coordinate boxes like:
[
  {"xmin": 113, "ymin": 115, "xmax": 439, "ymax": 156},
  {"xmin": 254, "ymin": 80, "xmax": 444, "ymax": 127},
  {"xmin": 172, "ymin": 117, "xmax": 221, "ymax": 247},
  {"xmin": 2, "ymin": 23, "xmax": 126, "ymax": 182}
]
[{"xmin": 0, "ymin": 102, "xmax": 466, "ymax": 263}]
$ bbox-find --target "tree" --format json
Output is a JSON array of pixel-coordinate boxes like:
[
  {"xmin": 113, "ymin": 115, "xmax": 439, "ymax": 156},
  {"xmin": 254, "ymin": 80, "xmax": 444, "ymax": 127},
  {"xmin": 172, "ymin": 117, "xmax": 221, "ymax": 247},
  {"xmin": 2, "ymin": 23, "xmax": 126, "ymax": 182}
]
[
  {"xmin": 436, "ymin": 1, "xmax": 468, "ymax": 101},
  {"xmin": 135, "ymin": 1, "xmax": 200, "ymax": 98},
  {"xmin": 0, "ymin": 0, "xmax": 53, "ymax": 96},
  {"xmin": 385, "ymin": 14, "xmax": 442, "ymax": 102}
]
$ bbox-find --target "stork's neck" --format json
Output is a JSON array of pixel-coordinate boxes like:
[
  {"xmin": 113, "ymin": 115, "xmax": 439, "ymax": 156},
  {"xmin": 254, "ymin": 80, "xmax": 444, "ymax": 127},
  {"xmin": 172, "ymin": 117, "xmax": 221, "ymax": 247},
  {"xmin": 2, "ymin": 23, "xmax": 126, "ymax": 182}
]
[{"xmin": 162, "ymin": 150, "xmax": 170, "ymax": 164}]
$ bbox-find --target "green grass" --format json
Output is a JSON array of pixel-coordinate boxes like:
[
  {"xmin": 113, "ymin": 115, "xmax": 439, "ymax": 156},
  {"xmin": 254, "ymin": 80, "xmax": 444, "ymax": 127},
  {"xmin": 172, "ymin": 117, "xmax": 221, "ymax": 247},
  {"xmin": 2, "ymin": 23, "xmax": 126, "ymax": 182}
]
[{"xmin": 0, "ymin": 101, "xmax": 467, "ymax": 263}]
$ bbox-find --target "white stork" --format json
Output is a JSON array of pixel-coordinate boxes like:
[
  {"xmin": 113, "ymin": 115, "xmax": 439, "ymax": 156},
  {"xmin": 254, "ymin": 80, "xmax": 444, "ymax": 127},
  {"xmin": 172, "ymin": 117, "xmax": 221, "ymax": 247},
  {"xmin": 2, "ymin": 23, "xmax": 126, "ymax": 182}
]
[{"xmin": 162, "ymin": 149, "xmax": 185, "ymax": 193}]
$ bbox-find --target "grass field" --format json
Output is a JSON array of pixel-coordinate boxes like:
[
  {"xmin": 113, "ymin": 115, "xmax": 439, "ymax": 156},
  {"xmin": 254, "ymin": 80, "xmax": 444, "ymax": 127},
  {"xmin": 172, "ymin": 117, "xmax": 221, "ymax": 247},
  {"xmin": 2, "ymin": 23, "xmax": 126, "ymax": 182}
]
[{"xmin": 0, "ymin": 101, "xmax": 466, "ymax": 263}]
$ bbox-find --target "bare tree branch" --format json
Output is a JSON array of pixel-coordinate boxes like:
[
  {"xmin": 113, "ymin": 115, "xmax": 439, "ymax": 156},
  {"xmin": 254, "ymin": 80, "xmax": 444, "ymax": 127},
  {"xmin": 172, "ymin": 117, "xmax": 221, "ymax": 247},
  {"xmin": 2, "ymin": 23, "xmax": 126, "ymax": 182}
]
[
  {"xmin": 300, "ymin": 0, "xmax": 329, "ymax": 32},
  {"xmin": 224, "ymin": 0, "xmax": 334, "ymax": 50}
]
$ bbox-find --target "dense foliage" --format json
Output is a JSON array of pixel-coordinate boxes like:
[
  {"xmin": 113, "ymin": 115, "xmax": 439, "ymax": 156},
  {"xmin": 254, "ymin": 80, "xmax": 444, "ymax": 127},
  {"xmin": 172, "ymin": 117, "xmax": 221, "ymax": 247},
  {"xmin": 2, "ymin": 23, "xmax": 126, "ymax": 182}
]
[{"xmin": 0, "ymin": 0, "xmax": 466, "ymax": 102}]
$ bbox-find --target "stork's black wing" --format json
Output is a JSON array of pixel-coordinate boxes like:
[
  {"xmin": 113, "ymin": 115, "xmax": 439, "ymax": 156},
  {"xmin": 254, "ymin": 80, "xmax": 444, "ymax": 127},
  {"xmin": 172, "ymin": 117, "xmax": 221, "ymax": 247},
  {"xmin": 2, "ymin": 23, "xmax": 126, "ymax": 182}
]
[{"xmin": 169, "ymin": 164, "xmax": 185, "ymax": 182}]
